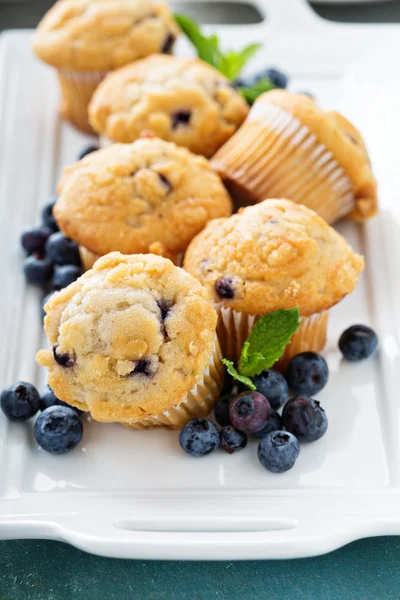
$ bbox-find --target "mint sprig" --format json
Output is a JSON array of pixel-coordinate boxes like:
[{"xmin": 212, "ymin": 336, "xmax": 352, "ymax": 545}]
[
  {"xmin": 237, "ymin": 77, "xmax": 276, "ymax": 105},
  {"xmin": 174, "ymin": 14, "xmax": 261, "ymax": 81},
  {"xmin": 223, "ymin": 308, "xmax": 301, "ymax": 388}
]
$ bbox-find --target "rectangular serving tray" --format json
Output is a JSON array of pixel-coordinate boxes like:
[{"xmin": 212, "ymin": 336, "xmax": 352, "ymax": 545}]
[{"xmin": 1, "ymin": 0, "xmax": 400, "ymax": 559}]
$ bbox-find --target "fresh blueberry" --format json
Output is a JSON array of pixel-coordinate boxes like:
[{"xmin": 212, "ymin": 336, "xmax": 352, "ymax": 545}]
[
  {"xmin": 45, "ymin": 232, "xmax": 81, "ymax": 266},
  {"xmin": 179, "ymin": 418, "xmax": 220, "ymax": 457},
  {"xmin": 339, "ymin": 325, "xmax": 378, "ymax": 361},
  {"xmin": 214, "ymin": 393, "xmax": 235, "ymax": 427},
  {"xmin": 229, "ymin": 391, "xmax": 271, "ymax": 434},
  {"xmin": 21, "ymin": 226, "xmax": 52, "ymax": 255},
  {"xmin": 41, "ymin": 292, "xmax": 54, "ymax": 321},
  {"xmin": 258, "ymin": 431, "xmax": 300, "ymax": 473},
  {"xmin": 40, "ymin": 384, "xmax": 83, "ymax": 415},
  {"xmin": 23, "ymin": 254, "xmax": 53, "ymax": 286},
  {"xmin": 78, "ymin": 145, "xmax": 99, "ymax": 160},
  {"xmin": 220, "ymin": 426, "xmax": 248, "ymax": 454},
  {"xmin": 282, "ymin": 396, "xmax": 328, "ymax": 443},
  {"xmin": 253, "ymin": 409, "xmax": 282, "ymax": 439},
  {"xmin": 286, "ymin": 352, "xmax": 329, "ymax": 395},
  {"xmin": 41, "ymin": 197, "xmax": 59, "ymax": 232},
  {"xmin": 254, "ymin": 67, "xmax": 288, "ymax": 89},
  {"xmin": 171, "ymin": 111, "xmax": 191, "ymax": 129},
  {"xmin": 52, "ymin": 265, "xmax": 82, "ymax": 290},
  {"xmin": 239, "ymin": 369, "xmax": 288, "ymax": 410},
  {"xmin": 1, "ymin": 381, "xmax": 40, "ymax": 422},
  {"xmin": 214, "ymin": 277, "xmax": 235, "ymax": 299},
  {"xmin": 34, "ymin": 406, "xmax": 83, "ymax": 454}
]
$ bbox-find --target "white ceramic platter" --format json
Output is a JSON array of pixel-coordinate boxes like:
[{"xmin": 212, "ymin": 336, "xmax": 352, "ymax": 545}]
[{"xmin": 1, "ymin": 0, "xmax": 400, "ymax": 560}]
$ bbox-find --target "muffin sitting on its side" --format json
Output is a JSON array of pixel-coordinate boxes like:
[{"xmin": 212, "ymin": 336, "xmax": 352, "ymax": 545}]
[
  {"xmin": 89, "ymin": 55, "xmax": 249, "ymax": 157},
  {"xmin": 211, "ymin": 90, "xmax": 378, "ymax": 224},
  {"xmin": 54, "ymin": 137, "xmax": 232, "ymax": 269},
  {"xmin": 32, "ymin": 0, "xmax": 179, "ymax": 133},
  {"xmin": 184, "ymin": 199, "xmax": 365, "ymax": 368},
  {"xmin": 36, "ymin": 252, "xmax": 222, "ymax": 428}
]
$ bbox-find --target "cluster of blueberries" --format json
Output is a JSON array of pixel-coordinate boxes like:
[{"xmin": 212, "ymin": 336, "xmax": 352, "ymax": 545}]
[
  {"xmin": 1, "ymin": 382, "xmax": 83, "ymax": 455},
  {"xmin": 179, "ymin": 325, "xmax": 378, "ymax": 473},
  {"xmin": 21, "ymin": 145, "xmax": 99, "ymax": 316}
]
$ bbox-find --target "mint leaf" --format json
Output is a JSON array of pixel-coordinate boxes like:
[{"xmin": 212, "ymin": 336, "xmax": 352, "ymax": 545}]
[
  {"xmin": 222, "ymin": 359, "xmax": 256, "ymax": 391},
  {"xmin": 238, "ymin": 77, "xmax": 276, "ymax": 105},
  {"xmin": 238, "ymin": 308, "xmax": 300, "ymax": 377},
  {"xmin": 174, "ymin": 14, "xmax": 261, "ymax": 81}
]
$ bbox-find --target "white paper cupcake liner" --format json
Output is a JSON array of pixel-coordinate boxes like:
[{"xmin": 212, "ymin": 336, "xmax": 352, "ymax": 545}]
[
  {"xmin": 212, "ymin": 102, "xmax": 355, "ymax": 224},
  {"xmin": 216, "ymin": 305, "xmax": 328, "ymax": 371}
]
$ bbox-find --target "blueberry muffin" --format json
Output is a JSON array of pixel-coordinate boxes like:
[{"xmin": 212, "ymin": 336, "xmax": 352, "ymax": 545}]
[
  {"xmin": 54, "ymin": 137, "xmax": 232, "ymax": 268},
  {"xmin": 211, "ymin": 90, "xmax": 378, "ymax": 223},
  {"xmin": 32, "ymin": 0, "xmax": 179, "ymax": 133},
  {"xmin": 184, "ymin": 199, "xmax": 364, "ymax": 368},
  {"xmin": 88, "ymin": 55, "xmax": 249, "ymax": 157},
  {"xmin": 36, "ymin": 252, "xmax": 222, "ymax": 428}
]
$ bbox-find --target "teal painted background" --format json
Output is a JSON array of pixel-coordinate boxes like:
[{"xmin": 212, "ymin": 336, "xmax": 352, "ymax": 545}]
[{"xmin": 1, "ymin": 536, "xmax": 400, "ymax": 599}]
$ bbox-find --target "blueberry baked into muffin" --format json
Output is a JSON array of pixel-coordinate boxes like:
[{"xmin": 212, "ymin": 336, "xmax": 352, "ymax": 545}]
[
  {"xmin": 53, "ymin": 137, "xmax": 232, "ymax": 269},
  {"xmin": 36, "ymin": 252, "xmax": 222, "ymax": 428},
  {"xmin": 88, "ymin": 55, "xmax": 249, "ymax": 157},
  {"xmin": 184, "ymin": 199, "xmax": 365, "ymax": 368},
  {"xmin": 211, "ymin": 90, "xmax": 378, "ymax": 223},
  {"xmin": 32, "ymin": 0, "xmax": 179, "ymax": 133}
]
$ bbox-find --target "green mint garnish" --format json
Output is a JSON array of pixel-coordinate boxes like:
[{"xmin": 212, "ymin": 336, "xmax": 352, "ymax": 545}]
[
  {"xmin": 174, "ymin": 14, "xmax": 261, "ymax": 81},
  {"xmin": 237, "ymin": 77, "xmax": 276, "ymax": 105},
  {"xmin": 222, "ymin": 308, "xmax": 301, "ymax": 388},
  {"xmin": 222, "ymin": 359, "xmax": 256, "ymax": 391}
]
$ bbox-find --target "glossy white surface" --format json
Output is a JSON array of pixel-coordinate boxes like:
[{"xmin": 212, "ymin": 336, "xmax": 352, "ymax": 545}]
[{"xmin": 1, "ymin": 0, "xmax": 400, "ymax": 559}]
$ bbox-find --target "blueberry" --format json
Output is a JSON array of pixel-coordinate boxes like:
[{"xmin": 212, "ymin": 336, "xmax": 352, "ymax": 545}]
[
  {"xmin": 239, "ymin": 369, "xmax": 288, "ymax": 410},
  {"xmin": 339, "ymin": 325, "xmax": 378, "ymax": 361},
  {"xmin": 171, "ymin": 111, "xmax": 191, "ymax": 129},
  {"xmin": 23, "ymin": 254, "xmax": 53, "ymax": 286},
  {"xmin": 45, "ymin": 232, "xmax": 81, "ymax": 266},
  {"xmin": 286, "ymin": 352, "xmax": 329, "ymax": 396},
  {"xmin": 157, "ymin": 299, "xmax": 172, "ymax": 321},
  {"xmin": 53, "ymin": 344, "xmax": 75, "ymax": 368},
  {"xmin": 282, "ymin": 396, "xmax": 328, "ymax": 443},
  {"xmin": 40, "ymin": 384, "xmax": 83, "ymax": 415},
  {"xmin": 214, "ymin": 277, "xmax": 235, "ymax": 299},
  {"xmin": 21, "ymin": 226, "xmax": 52, "ymax": 255},
  {"xmin": 1, "ymin": 382, "xmax": 40, "ymax": 421},
  {"xmin": 52, "ymin": 265, "xmax": 82, "ymax": 290},
  {"xmin": 214, "ymin": 393, "xmax": 234, "ymax": 427},
  {"xmin": 229, "ymin": 391, "xmax": 270, "ymax": 434},
  {"xmin": 258, "ymin": 431, "xmax": 300, "ymax": 473},
  {"xmin": 41, "ymin": 292, "xmax": 54, "ymax": 321},
  {"xmin": 78, "ymin": 145, "xmax": 99, "ymax": 160},
  {"xmin": 179, "ymin": 418, "xmax": 220, "ymax": 457},
  {"xmin": 254, "ymin": 68, "xmax": 288, "ymax": 89},
  {"xmin": 161, "ymin": 33, "xmax": 175, "ymax": 54},
  {"xmin": 220, "ymin": 426, "xmax": 248, "ymax": 454},
  {"xmin": 41, "ymin": 198, "xmax": 59, "ymax": 232},
  {"xmin": 157, "ymin": 173, "xmax": 172, "ymax": 193},
  {"xmin": 253, "ymin": 409, "xmax": 282, "ymax": 439},
  {"xmin": 34, "ymin": 406, "xmax": 83, "ymax": 454},
  {"xmin": 130, "ymin": 359, "xmax": 155, "ymax": 377}
]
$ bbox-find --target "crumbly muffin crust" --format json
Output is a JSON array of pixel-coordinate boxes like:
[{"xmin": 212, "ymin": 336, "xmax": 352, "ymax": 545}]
[
  {"xmin": 88, "ymin": 55, "xmax": 249, "ymax": 157},
  {"xmin": 36, "ymin": 252, "xmax": 217, "ymax": 423},
  {"xmin": 32, "ymin": 0, "xmax": 179, "ymax": 71},
  {"xmin": 54, "ymin": 138, "xmax": 232, "ymax": 259},
  {"xmin": 184, "ymin": 199, "xmax": 365, "ymax": 315}
]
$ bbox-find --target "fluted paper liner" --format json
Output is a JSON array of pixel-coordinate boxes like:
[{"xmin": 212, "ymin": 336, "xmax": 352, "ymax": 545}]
[
  {"xmin": 57, "ymin": 69, "xmax": 108, "ymax": 134},
  {"xmin": 216, "ymin": 306, "xmax": 328, "ymax": 372},
  {"xmin": 212, "ymin": 102, "xmax": 355, "ymax": 224},
  {"xmin": 125, "ymin": 339, "xmax": 223, "ymax": 429}
]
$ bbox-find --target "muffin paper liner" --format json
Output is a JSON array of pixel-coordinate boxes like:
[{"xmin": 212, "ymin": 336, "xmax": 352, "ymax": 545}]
[
  {"xmin": 79, "ymin": 245, "xmax": 183, "ymax": 270},
  {"xmin": 57, "ymin": 69, "xmax": 108, "ymax": 134},
  {"xmin": 125, "ymin": 339, "xmax": 224, "ymax": 429},
  {"xmin": 211, "ymin": 102, "xmax": 355, "ymax": 224},
  {"xmin": 216, "ymin": 306, "xmax": 329, "ymax": 371}
]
